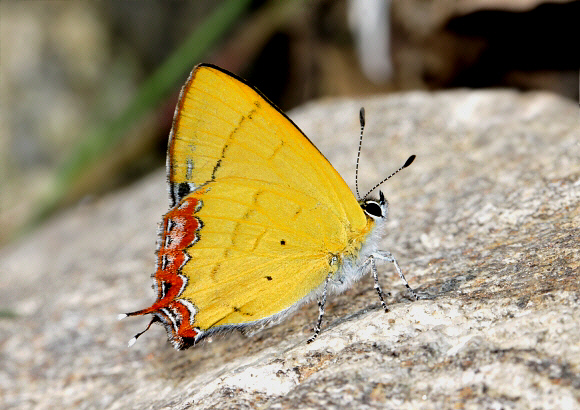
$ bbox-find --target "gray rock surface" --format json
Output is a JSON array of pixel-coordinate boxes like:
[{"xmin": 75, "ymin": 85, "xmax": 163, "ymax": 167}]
[{"xmin": 1, "ymin": 90, "xmax": 578, "ymax": 409}]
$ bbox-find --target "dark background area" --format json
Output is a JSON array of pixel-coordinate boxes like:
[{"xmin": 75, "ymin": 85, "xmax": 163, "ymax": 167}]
[{"xmin": 1, "ymin": 0, "xmax": 578, "ymax": 243}]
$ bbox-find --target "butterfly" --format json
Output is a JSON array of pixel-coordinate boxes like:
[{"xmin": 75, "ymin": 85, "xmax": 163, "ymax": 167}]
[{"xmin": 120, "ymin": 63, "xmax": 418, "ymax": 350}]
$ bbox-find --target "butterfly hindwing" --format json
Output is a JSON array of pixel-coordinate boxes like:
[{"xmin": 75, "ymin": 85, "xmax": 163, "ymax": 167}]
[
  {"xmin": 127, "ymin": 64, "xmax": 377, "ymax": 348},
  {"xmin": 166, "ymin": 65, "xmax": 373, "ymax": 329}
]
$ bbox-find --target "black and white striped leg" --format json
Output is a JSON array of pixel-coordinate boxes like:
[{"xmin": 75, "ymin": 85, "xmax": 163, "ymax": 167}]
[
  {"xmin": 374, "ymin": 250, "xmax": 418, "ymax": 300},
  {"xmin": 307, "ymin": 275, "xmax": 329, "ymax": 343},
  {"xmin": 370, "ymin": 255, "xmax": 389, "ymax": 312}
]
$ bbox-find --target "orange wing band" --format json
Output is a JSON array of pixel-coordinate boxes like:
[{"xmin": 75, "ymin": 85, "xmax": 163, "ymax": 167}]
[{"xmin": 127, "ymin": 196, "xmax": 203, "ymax": 348}]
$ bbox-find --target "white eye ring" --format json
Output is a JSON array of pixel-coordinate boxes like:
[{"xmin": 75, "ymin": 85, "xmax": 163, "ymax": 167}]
[{"xmin": 362, "ymin": 199, "xmax": 386, "ymax": 220}]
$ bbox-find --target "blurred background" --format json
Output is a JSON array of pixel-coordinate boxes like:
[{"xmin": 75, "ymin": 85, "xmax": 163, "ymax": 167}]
[{"xmin": 1, "ymin": 0, "xmax": 578, "ymax": 244}]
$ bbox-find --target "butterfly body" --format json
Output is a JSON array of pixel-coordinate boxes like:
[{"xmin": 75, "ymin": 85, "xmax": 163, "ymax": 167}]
[{"xmin": 122, "ymin": 64, "xmax": 416, "ymax": 350}]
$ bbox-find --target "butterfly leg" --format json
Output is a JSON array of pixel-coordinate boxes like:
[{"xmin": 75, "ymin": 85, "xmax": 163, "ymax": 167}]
[
  {"xmin": 369, "ymin": 255, "xmax": 389, "ymax": 312},
  {"xmin": 307, "ymin": 275, "xmax": 330, "ymax": 343},
  {"xmin": 373, "ymin": 250, "xmax": 419, "ymax": 300}
]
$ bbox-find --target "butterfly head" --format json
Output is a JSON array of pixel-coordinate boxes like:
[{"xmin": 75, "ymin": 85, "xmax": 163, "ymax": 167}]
[{"xmin": 360, "ymin": 190, "xmax": 388, "ymax": 221}]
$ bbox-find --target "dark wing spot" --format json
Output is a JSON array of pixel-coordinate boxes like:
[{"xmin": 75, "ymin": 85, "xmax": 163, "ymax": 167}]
[
  {"xmin": 177, "ymin": 182, "xmax": 191, "ymax": 200},
  {"xmin": 280, "ymin": 240, "xmax": 286, "ymax": 245},
  {"xmin": 265, "ymin": 276, "xmax": 273, "ymax": 281},
  {"xmin": 161, "ymin": 281, "xmax": 172, "ymax": 297}
]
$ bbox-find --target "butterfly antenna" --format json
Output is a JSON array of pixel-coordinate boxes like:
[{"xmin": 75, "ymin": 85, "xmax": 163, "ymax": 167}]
[
  {"xmin": 355, "ymin": 107, "xmax": 366, "ymax": 200},
  {"xmin": 363, "ymin": 155, "xmax": 416, "ymax": 200}
]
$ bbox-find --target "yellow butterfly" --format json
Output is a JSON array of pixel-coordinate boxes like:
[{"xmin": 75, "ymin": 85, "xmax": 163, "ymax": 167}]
[{"xmin": 120, "ymin": 64, "xmax": 417, "ymax": 349}]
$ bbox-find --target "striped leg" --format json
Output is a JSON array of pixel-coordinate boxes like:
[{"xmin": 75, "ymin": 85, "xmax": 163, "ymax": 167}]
[
  {"xmin": 369, "ymin": 255, "xmax": 389, "ymax": 312},
  {"xmin": 373, "ymin": 250, "xmax": 418, "ymax": 300},
  {"xmin": 307, "ymin": 275, "xmax": 329, "ymax": 343}
]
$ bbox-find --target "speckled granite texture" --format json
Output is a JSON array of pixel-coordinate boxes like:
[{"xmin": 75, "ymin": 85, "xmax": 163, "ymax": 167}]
[{"xmin": 1, "ymin": 90, "xmax": 578, "ymax": 409}]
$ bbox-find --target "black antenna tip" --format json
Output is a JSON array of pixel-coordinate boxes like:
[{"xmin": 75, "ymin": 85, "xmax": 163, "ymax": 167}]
[
  {"xmin": 359, "ymin": 107, "xmax": 365, "ymax": 127},
  {"xmin": 403, "ymin": 155, "xmax": 416, "ymax": 168}
]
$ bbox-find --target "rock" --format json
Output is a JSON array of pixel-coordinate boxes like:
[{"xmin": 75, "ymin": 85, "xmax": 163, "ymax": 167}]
[{"xmin": 1, "ymin": 90, "xmax": 578, "ymax": 409}]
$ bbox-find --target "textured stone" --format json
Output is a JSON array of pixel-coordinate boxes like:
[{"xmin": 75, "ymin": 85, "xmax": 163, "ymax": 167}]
[{"xmin": 1, "ymin": 90, "xmax": 578, "ymax": 409}]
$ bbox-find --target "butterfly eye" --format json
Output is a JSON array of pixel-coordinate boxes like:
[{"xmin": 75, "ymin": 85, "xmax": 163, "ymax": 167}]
[{"xmin": 362, "ymin": 201, "xmax": 383, "ymax": 218}]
